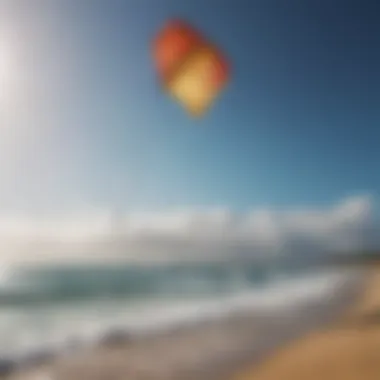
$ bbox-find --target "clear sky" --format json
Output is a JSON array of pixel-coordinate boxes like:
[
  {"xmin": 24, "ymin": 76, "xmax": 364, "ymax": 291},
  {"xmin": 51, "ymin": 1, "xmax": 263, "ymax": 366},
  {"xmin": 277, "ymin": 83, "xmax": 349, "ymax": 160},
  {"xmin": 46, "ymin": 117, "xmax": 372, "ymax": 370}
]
[
  {"xmin": 0, "ymin": 0, "xmax": 379, "ymax": 265},
  {"xmin": 0, "ymin": 0, "xmax": 379, "ymax": 214}
]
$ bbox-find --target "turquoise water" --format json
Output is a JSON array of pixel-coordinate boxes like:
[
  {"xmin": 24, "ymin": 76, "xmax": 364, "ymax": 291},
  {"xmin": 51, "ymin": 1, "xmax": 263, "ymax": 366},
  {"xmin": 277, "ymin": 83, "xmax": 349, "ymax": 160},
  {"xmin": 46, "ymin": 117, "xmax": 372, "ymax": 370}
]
[
  {"xmin": 0, "ymin": 260, "xmax": 347, "ymax": 361},
  {"xmin": 0, "ymin": 263, "xmax": 270, "ymax": 307}
]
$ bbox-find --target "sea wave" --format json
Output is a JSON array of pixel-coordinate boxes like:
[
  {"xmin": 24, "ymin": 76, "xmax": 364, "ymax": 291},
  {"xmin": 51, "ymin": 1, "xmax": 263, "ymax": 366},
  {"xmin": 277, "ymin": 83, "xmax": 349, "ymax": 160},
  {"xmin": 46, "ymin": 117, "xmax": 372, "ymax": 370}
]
[
  {"xmin": 0, "ymin": 263, "xmax": 270, "ymax": 307},
  {"xmin": 0, "ymin": 265, "xmax": 358, "ymax": 363}
]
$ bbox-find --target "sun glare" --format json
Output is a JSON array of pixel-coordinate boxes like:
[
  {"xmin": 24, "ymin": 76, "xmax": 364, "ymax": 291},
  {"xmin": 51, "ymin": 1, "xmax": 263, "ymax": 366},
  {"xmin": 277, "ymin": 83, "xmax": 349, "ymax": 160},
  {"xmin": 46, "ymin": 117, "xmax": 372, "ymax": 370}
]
[{"xmin": 0, "ymin": 40, "xmax": 13, "ymax": 101}]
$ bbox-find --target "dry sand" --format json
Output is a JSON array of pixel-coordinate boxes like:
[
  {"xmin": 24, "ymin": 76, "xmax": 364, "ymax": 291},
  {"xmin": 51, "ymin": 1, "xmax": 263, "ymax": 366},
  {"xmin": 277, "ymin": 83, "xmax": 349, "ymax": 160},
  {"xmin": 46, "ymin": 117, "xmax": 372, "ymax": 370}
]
[{"xmin": 232, "ymin": 265, "xmax": 380, "ymax": 380}]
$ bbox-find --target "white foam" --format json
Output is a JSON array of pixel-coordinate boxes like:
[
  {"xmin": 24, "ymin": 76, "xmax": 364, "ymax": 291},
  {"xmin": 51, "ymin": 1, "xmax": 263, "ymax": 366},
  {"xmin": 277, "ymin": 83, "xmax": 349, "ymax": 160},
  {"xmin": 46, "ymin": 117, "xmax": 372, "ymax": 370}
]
[{"xmin": 0, "ymin": 269, "xmax": 357, "ymax": 362}]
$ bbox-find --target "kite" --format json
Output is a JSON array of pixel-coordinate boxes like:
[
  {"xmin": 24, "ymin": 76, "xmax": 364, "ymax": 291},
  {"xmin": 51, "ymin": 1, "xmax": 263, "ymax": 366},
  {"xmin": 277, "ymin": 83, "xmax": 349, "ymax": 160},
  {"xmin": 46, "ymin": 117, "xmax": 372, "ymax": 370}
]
[{"xmin": 152, "ymin": 19, "xmax": 230, "ymax": 118}]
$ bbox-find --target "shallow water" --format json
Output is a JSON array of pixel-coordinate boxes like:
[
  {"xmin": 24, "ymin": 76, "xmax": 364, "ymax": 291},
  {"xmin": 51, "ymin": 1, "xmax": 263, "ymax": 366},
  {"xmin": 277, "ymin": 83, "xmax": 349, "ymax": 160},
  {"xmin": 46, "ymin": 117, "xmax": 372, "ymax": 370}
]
[{"xmin": 0, "ymin": 261, "xmax": 355, "ymax": 364}]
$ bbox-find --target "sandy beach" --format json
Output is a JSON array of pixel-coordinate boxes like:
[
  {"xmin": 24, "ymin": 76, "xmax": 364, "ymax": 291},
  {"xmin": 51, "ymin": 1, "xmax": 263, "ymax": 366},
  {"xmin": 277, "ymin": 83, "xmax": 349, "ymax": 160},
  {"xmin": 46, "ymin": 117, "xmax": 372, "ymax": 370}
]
[{"xmin": 232, "ymin": 264, "xmax": 380, "ymax": 380}]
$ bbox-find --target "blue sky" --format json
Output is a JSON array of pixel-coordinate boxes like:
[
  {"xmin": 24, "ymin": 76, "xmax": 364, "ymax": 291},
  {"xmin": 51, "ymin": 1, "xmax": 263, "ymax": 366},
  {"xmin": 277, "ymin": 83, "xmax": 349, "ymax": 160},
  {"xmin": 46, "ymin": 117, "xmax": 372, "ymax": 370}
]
[
  {"xmin": 0, "ymin": 0, "xmax": 379, "ymax": 214},
  {"xmin": 0, "ymin": 0, "xmax": 379, "ymax": 263}
]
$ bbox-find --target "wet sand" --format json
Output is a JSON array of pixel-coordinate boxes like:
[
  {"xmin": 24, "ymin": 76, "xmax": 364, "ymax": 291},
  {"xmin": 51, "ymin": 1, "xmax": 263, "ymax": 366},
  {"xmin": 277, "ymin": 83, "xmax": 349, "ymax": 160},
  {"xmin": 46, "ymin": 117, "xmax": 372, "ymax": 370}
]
[
  {"xmin": 232, "ymin": 265, "xmax": 380, "ymax": 380},
  {"xmin": 2, "ymin": 269, "xmax": 364, "ymax": 380}
]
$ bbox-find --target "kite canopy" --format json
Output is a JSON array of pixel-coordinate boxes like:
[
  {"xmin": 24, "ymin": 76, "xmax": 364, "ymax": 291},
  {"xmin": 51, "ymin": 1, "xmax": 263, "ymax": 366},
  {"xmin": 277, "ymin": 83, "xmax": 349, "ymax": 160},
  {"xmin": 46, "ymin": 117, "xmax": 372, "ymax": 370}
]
[
  {"xmin": 152, "ymin": 19, "xmax": 205, "ymax": 83},
  {"xmin": 152, "ymin": 19, "xmax": 230, "ymax": 117}
]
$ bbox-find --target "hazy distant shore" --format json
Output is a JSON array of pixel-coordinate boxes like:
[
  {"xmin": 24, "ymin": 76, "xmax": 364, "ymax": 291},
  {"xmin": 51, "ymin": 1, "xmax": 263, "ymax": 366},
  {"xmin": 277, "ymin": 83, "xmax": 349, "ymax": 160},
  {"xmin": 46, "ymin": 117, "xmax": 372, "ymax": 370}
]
[{"xmin": 2, "ymin": 268, "xmax": 365, "ymax": 380}]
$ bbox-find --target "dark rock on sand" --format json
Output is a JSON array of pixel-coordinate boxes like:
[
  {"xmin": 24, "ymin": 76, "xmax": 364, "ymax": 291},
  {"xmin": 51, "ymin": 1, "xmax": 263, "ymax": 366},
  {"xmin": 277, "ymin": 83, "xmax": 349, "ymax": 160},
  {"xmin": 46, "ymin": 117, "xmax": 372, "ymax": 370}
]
[
  {"xmin": 20, "ymin": 350, "xmax": 56, "ymax": 369},
  {"xmin": 100, "ymin": 330, "xmax": 133, "ymax": 347},
  {"xmin": 0, "ymin": 358, "xmax": 16, "ymax": 377}
]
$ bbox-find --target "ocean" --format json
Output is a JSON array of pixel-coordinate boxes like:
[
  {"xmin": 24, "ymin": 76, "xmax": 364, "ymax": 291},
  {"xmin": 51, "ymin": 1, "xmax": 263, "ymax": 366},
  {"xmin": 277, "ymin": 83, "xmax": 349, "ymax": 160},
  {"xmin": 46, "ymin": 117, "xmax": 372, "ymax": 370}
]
[{"xmin": 0, "ymin": 260, "xmax": 355, "ymax": 366}]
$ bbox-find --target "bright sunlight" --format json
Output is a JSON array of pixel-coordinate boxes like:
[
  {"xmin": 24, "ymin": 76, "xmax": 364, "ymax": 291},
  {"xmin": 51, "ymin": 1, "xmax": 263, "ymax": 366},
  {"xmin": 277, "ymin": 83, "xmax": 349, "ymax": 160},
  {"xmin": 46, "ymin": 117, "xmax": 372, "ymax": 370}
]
[{"xmin": 0, "ymin": 39, "xmax": 13, "ymax": 102}]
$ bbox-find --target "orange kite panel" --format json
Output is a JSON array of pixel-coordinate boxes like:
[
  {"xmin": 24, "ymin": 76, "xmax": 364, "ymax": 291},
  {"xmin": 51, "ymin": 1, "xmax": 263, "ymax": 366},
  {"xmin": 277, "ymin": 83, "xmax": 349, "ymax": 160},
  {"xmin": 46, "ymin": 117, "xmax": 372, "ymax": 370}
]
[{"xmin": 152, "ymin": 19, "xmax": 205, "ymax": 82}]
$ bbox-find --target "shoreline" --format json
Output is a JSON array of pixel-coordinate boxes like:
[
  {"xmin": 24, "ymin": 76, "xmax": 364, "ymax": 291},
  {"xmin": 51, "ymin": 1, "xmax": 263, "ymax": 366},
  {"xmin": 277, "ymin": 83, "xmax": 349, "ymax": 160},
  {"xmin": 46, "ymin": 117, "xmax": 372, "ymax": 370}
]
[
  {"xmin": 231, "ymin": 264, "xmax": 380, "ymax": 380},
  {"xmin": 2, "ymin": 268, "xmax": 365, "ymax": 380}
]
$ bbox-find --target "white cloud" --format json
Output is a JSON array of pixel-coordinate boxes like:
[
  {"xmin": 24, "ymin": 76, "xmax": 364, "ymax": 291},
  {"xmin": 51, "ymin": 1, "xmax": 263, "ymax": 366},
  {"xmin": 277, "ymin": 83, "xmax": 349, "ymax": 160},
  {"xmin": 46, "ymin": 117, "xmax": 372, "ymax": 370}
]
[{"xmin": 0, "ymin": 195, "xmax": 377, "ymax": 265}]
